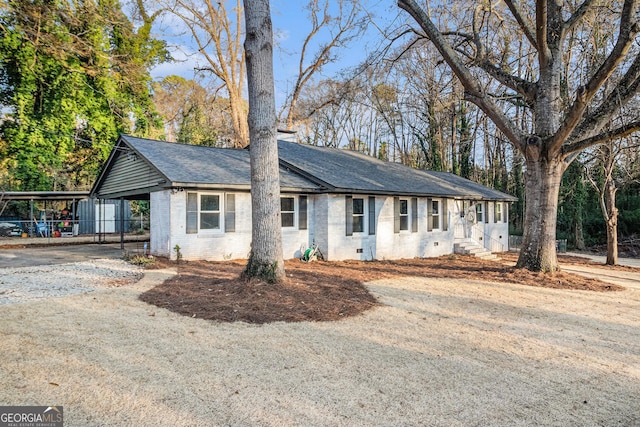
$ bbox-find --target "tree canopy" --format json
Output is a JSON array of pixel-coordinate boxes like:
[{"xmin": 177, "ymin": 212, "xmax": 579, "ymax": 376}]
[{"xmin": 0, "ymin": 0, "xmax": 168, "ymax": 191}]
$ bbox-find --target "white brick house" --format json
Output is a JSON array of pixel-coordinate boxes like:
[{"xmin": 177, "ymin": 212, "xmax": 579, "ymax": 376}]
[{"xmin": 91, "ymin": 135, "xmax": 516, "ymax": 261}]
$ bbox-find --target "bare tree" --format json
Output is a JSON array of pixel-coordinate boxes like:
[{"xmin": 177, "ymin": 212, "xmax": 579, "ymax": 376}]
[
  {"xmin": 166, "ymin": 0, "xmax": 249, "ymax": 147},
  {"xmin": 280, "ymin": 0, "xmax": 367, "ymax": 130},
  {"xmin": 243, "ymin": 0, "xmax": 285, "ymax": 282},
  {"xmin": 398, "ymin": 0, "xmax": 640, "ymax": 272},
  {"xmin": 585, "ymin": 132, "xmax": 640, "ymax": 265}
]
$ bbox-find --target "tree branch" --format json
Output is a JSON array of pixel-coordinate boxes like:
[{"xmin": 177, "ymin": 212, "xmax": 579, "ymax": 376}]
[
  {"xmin": 398, "ymin": 0, "xmax": 524, "ymax": 149},
  {"xmin": 566, "ymin": 52, "xmax": 640, "ymax": 150},
  {"xmin": 564, "ymin": 0, "xmax": 598, "ymax": 31},
  {"xmin": 564, "ymin": 120, "xmax": 640, "ymax": 156},
  {"xmin": 503, "ymin": 0, "xmax": 538, "ymax": 49},
  {"xmin": 551, "ymin": 0, "xmax": 639, "ymax": 153},
  {"xmin": 535, "ymin": 0, "xmax": 550, "ymax": 67}
]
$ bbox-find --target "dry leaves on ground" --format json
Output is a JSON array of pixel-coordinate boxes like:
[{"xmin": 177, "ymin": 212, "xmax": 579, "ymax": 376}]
[{"xmin": 139, "ymin": 254, "xmax": 630, "ymax": 324}]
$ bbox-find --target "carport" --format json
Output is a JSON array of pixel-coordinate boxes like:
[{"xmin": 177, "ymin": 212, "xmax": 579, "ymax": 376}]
[
  {"xmin": 0, "ymin": 191, "xmax": 89, "ymax": 237},
  {"xmin": 0, "ymin": 191, "xmax": 132, "ymax": 249}
]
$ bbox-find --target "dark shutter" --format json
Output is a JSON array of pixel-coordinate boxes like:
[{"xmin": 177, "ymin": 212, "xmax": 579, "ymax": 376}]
[
  {"xmin": 427, "ymin": 198, "xmax": 433, "ymax": 232},
  {"xmin": 186, "ymin": 192, "xmax": 198, "ymax": 234},
  {"xmin": 485, "ymin": 201, "xmax": 489, "ymax": 223},
  {"xmin": 394, "ymin": 197, "xmax": 400, "ymax": 233},
  {"xmin": 442, "ymin": 199, "xmax": 448, "ymax": 231},
  {"xmin": 411, "ymin": 197, "xmax": 418, "ymax": 233},
  {"xmin": 504, "ymin": 202, "xmax": 508, "ymax": 224},
  {"xmin": 225, "ymin": 193, "xmax": 235, "ymax": 232},
  {"xmin": 345, "ymin": 195, "xmax": 353, "ymax": 236},
  {"xmin": 299, "ymin": 196, "xmax": 308, "ymax": 230},
  {"xmin": 368, "ymin": 196, "xmax": 376, "ymax": 235}
]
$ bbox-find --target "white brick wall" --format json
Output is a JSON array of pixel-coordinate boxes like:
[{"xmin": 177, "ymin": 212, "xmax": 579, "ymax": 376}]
[{"xmin": 149, "ymin": 189, "xmax": 505, "ymax": 261}]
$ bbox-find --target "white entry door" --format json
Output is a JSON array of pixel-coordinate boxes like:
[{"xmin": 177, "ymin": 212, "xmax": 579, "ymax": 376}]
[{"xmin": 96, "ymin": 203, "xmax": 116, "ymax": 233}]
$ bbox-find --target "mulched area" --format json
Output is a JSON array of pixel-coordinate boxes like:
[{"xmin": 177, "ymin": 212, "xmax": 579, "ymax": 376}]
[{"xmin": 139, "ymin": 253, "xmax": 629, "ymax": 324}]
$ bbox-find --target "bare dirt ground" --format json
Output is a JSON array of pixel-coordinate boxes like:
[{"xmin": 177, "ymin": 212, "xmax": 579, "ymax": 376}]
[{"xmin": 1, "ymin": 254, "xmax": 639, "ymax": 426}]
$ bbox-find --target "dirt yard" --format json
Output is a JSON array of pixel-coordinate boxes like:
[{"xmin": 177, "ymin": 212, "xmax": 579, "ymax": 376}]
[{"xmin": 1, "ymin": 254, "xmax": 639, "ymax": 426}]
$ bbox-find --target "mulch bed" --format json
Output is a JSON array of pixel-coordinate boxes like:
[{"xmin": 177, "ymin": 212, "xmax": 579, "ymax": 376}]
[{"xmin": 139, "ymin": 254, "xmax": 628, "ymax": 324}]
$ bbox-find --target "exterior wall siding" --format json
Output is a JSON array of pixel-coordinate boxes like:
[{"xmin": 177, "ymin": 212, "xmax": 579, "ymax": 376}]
[{"xmin": 99, "ymin": 152, "xmax": 165, "ymax": 197}]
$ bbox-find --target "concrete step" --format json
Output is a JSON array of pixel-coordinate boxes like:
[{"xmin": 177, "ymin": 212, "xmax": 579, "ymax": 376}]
[{"xmin": 454, "ymin": 241, "xmax": 498, "ymax": 260}]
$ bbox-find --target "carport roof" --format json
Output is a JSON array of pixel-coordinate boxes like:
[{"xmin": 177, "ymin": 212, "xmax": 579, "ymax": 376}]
[{"xmin": 1, "ymin": 191, "xmax": 91, "ymax": 201}]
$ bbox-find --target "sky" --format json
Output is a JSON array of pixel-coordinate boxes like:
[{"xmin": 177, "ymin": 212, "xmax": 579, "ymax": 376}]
[{"xmin": 148, "ymin": 0, "xmax": 404, "ymax": 109}]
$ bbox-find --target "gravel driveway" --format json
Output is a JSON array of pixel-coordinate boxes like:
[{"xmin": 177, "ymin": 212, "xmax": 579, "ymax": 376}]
[
  {"xmin": 0, "ymin": 259, "xmax": 143, "ymax": 305},
  {"xmin": 1, "ymin": 255, "xmax": 639, "ymax": 426}
]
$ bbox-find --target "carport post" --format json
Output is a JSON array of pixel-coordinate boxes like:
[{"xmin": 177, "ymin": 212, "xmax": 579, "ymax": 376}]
[
  {"xmin": 29, "ymin": 199, "xmax": 34, "ymax": 237},
  {"xmin": 120, "ymin": 197, "xmax": 124, "ymax": 250}
]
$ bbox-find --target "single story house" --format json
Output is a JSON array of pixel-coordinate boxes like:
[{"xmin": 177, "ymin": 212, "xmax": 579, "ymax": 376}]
[{"xmin": 90, "ymin": 135, "xmax": 517, "ymax": 261}]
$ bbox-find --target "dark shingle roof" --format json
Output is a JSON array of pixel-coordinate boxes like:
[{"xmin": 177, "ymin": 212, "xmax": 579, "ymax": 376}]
[
  {"xmin": 277, "ymin": 140, "xmax": 516, "ymax": 200},
  {"xmin": 122, "ymin": 135, "xmax": 320, "ymax": 191},
  {"xmin": 94, "ymin": 135, "xmax": 517, "ymax": 201},
  {"xmin": 422, "ymin": 171, "xmax": 518, "ymax": 201}
]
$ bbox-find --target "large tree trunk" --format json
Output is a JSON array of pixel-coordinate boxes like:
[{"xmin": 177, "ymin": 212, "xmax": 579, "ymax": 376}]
[
  {"xmin": 243, "ymin": 0, "xmax": 285, "ymax": 283},
  {"xmin": 516, "ymin": 155, "xmax": 567, "ymax": 272},
  {"xmin": 605, "ymin": 180, "xmax": 618, "ymax": 265},
  {"xmin": 606, "ymin": 218, "xmax": 618, "ymax": 265},
  {"xmin": 574, "ymin": 218, "xmax": 586, "ymax": 251}
]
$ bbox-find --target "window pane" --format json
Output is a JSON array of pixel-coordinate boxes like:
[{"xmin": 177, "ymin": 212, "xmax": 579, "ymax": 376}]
[
  {"xmin": 431, "ymin": 215, "xmax": 439, "ymax": 230},
  {"xmin": 432, "ymin": 200, "xmax": 439, "ymax": 215},
  {"xmin": 282, "ymin": 212, "xmax": 294, "ymax": 227},
  {"xmin": 400, "ymin": 216, "xmax": 408, "ymax": 231},
  {"xmin": 201, "ymin": 212, "xmax": 220, "ymax": 229},
  {"xmin": 353, "ymin": 216, "xmax": 364, "ymax": 233},
  {"xmin": 353, "ymin": 198, "xmax": 364, "ymax": 215},
  {"xmin": 476, "ymin": 203, "xmax": 483, "ymax": 222},
  {"xmin": 201, "ymin": 195, "xmax": 219, "ymax": 211},
  {"xmin": 400, "ymin": 200, "xmax": 408, "ymax": 215},
  {"xmin": 281, "ymin": 197, "xmax": 294, "ymax": 212},
  {"xmin": 186, "ymin": 212, "xmax": 197, "ymax": 234}
]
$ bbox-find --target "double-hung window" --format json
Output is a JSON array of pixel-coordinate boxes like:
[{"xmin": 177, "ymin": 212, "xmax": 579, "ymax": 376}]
[
  {"xmin": 280, "ymin": 196, "xmax": 308, "ymax": 229},
  {"xmin": 352, "ymin": 198, "xmax": 364, "ymax": 233},
  {"xmin": 200, "ymin": 194, "xmax": 221, "ymax": 230},
  {"xmin": 495, "ymin": 202, "xmax": 502, "ymax": 223},
  {"xmin": 346, "ymin": 196, "xmax": 373, "ymax": 235},
  {"xmin": 427, "ymin": 198, "xmax": 448, "ymax": 232},
  {"xmin": 399, "ymin": 199, "xmax": 409, "ymax": 231},
  {"xmin": 475, "ymin": 202, "xmax": 484, "ymax": 223},
  {"xmin": 186, "ymin": 192, "xmax": 233, "ymax": 234},
  {"xmin": 281, "ymin": 197, "xmax": 295, "ymax": 227},
  {"xmin": 430, "ymin": 200, "xmax": 440, "ymax": 230},
  {"xmin": 394, "ymin": 197, "xmax": 417, "ymax": 233}
]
